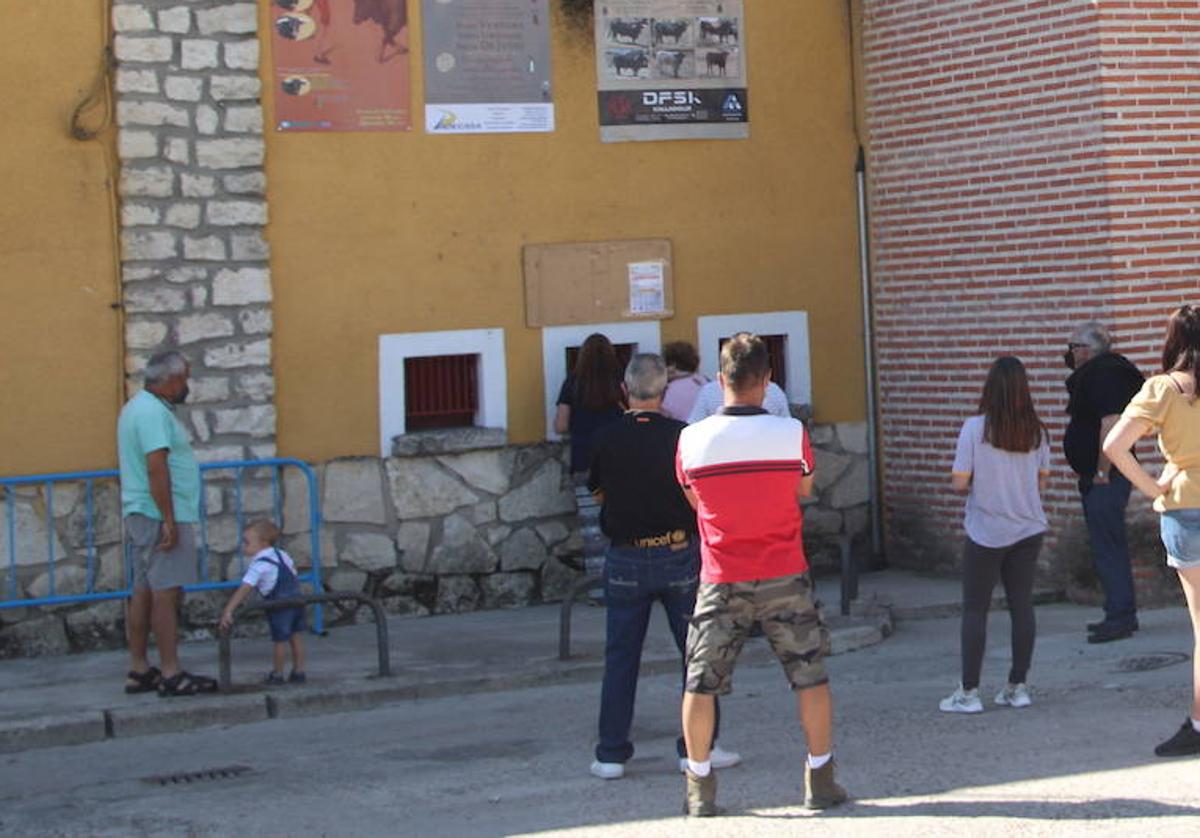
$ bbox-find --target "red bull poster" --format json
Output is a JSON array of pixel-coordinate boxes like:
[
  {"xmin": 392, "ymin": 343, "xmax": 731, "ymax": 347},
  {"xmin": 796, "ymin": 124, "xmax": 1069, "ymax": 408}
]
[
  {"xmin": 594, "ymin": 0, "xmax": 748, "ymax": 142},
  {"xmin": 271, "ymin": 0, "xmax": 412, "ymax": 132}
]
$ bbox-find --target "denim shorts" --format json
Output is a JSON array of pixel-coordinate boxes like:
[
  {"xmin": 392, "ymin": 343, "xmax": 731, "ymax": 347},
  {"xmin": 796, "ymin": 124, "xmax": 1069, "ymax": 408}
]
[
  {"xmin": 266, "ymin": 607, "xmax": 307, "ymax": 642},
  {"xmin": 1160, "ymin": 509, "xmax": 1200, "ymax": 570}
]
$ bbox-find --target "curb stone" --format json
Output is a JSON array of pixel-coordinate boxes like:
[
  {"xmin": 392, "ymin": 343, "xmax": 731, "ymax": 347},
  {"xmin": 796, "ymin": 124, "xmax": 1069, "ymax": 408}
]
[{"xmin": 0, "ymin": 712, "xmax": 107, "ymax": 753}]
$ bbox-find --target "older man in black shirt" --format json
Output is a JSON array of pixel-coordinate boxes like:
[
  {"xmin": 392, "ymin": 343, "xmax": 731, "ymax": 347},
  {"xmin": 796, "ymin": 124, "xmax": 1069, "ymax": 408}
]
[
  {"xmin": 587, "ymin": 353, "xmax": 740, "ymax": 780},
  {"xmin": 1064, "ymin": 321, "xmax": 1144, "ymax": 643}
]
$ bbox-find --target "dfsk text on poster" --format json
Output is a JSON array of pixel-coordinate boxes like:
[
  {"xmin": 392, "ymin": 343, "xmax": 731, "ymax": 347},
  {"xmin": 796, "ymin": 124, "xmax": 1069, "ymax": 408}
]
[{"xmin": 594, "ymin": 0, "xmax": 749, "ymax": 142}]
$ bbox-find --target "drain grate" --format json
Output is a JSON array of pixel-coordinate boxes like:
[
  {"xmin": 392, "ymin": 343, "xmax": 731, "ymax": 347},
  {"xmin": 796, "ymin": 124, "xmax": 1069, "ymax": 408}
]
[
  {"xmin": 142, "ymin": 765, "xmax": 253, "ymax": 787},
  {"xmin": 1113, "ymin": 652, "xmax": 1190, "ymax": 673}
]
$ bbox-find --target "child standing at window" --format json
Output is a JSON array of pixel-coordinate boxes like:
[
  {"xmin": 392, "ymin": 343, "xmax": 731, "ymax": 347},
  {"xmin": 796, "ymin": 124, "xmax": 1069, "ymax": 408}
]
[{"xmin": 220, "ymin": 520, "xmax": 307, "ymax": 685}]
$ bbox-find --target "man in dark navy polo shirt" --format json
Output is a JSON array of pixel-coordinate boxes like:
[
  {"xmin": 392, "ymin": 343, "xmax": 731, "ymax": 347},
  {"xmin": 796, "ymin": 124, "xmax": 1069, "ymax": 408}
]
[
  {"xmin": 1064, "ymin": 321, "xmax": 1144, "ymax": 642},
  {"xmin": 587, "ymin": 353, "xmax": 741, "ymax": 781}
]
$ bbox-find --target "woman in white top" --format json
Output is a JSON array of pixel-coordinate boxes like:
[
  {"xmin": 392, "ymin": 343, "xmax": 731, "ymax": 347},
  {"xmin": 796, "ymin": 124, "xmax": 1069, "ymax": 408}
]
[
  {"xmin": 661, "ymin": 341, "xmax": 709, "ymax": 421},
  {"xmin": 941, "ymin": 356, "xmax": 1051, "ymax": 714}
]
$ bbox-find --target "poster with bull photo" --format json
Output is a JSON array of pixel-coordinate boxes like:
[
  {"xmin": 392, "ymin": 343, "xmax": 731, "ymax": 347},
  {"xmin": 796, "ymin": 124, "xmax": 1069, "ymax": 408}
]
[
  {"xmin": 422, "ymin": 0, "xmax": 554, "ymax": 134},
  {"xmin": 271, "ymin": 0, "xmax": 412, "ymax": 132},
  {"xmin": 595, "ymin": 0, "xmax": 747, "ymax": 142}
]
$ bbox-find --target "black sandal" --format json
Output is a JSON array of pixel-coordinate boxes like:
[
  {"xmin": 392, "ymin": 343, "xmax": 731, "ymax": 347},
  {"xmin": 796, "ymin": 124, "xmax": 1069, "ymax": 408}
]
[
  {"xmin": 157, "ymin": 671, "xmax": 218, "ymax": 698},
  {"xmin": 124, "ymin": 666, "xmax": 162, "ymax": 694}
]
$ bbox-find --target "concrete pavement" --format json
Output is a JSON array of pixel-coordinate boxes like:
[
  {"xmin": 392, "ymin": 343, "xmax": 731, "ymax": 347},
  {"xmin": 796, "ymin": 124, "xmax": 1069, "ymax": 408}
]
[
  {"xmin": 0, "ymin": 570, "xmax": 908, "ymax": 754},
  {"xmin": 0, "ymin": 590, "xmax": 1197, "ymax": 836}
]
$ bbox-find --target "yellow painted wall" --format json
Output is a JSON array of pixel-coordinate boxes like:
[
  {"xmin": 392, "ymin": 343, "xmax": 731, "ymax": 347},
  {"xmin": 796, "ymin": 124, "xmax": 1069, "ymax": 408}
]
[
  {"xmin": 264, "ymin": 4, "xmax": 865, "ymax": 462},
  {"xmin": 0, "ymin": 5, "xmax": 121, "ymax": 475}
]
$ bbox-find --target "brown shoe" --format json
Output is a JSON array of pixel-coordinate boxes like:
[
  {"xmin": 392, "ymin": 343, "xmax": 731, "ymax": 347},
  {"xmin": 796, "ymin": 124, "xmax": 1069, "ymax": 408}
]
[
  {"xmin": 804, "ymin": 759, "xmax": 848, "ymax": 810},
  {"xmin": 683, "ymin": 769, "xmax": 721, "ymax": 817}
]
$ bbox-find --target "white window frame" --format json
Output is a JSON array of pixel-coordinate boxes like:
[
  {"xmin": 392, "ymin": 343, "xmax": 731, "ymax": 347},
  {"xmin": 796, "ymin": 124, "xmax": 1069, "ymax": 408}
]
[
  {"xmin": 378, "ymin": 328, "xmax": 507, "ymax": 457},
  {"xmin": 696, "ymin": 311, "xmax": 812, "ymax": 406},
  {"xmin": 541, "ymin": 321, "xmax": 662, "ymax": 439}
]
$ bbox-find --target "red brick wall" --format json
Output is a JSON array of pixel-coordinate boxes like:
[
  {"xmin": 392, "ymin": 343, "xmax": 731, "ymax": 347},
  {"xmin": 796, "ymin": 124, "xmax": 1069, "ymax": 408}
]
[{"xmin": 861, "ymin": 0, "xmax": 1200, "ymax": 586}]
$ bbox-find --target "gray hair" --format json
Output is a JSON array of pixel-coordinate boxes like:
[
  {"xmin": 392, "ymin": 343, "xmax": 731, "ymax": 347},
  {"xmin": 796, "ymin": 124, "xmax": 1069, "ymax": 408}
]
[
  {"xmin": 1071, "ymin": 321, "xmax": 1112, "ymax": 353},
  {"xmin": 624, "ymin": 353, "xmax": 668, "ymax": 400},
  {"xmin": 143, "ymin": 350, "xmax": 188, "ymax": 385}
]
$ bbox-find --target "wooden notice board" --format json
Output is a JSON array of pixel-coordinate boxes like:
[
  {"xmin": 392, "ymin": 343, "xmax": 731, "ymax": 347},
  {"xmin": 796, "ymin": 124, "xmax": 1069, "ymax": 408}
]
[{"xmin": 523, "ymin": 239, "xmax": 674, "ymax": 327}]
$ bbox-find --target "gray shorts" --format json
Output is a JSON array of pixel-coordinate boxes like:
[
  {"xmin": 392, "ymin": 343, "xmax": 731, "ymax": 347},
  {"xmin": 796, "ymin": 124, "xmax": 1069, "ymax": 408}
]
[{"xmin": 124, "ymin": 515, "xmax": 199, "ymax": 591}]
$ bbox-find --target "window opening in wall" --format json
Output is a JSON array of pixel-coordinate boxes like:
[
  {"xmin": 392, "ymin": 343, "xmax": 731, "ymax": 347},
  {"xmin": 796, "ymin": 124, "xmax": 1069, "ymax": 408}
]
[
  {"xmin": 404, "ymin": 354, "xmax": 479, "ymax": 431},
  {"xmin": 563, "ymin": 343, "xmax": 636, "ymax": 378},
  {"xmin": 718, "ymin": 334, "xmax": 787, "ymax": 391}
]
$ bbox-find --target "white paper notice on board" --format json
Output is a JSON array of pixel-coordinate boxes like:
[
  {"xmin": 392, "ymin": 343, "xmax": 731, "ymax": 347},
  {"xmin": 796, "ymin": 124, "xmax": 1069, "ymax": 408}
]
[{"xmin": 628, "ymin": 261, "xmax": 666, "ymax": 314}]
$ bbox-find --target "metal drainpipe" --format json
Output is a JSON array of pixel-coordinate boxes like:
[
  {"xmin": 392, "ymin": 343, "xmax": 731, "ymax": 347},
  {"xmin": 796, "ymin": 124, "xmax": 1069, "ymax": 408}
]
[{"xmin": 856, "ymin": 145, "xmax": 884, "ymax": 559}]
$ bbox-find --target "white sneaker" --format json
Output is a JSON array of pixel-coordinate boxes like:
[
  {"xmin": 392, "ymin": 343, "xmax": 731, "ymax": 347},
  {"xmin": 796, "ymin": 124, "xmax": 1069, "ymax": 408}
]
[
  {"xmin": 995, "ymin": 683, "xmax": 1032, "ymax": 708},
  {"xmin": 939, "ymin": 685, "xmax": 983, "ymax": 714},
  {"xmin": 590, "ymin": 760, "xmax": 625, "ymax": 780},
  {"xmin": 678, "ymin": 744, "xmax": 743, "ymax": 773}
]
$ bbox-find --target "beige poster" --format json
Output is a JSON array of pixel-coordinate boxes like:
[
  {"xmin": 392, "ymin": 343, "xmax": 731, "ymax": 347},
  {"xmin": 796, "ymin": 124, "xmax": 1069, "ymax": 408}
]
[
  {"xmin": 422, "ymin": 0, "xmax": 554, "ymax": 134},
  {"xmin": 595, "ymin": 0, "xmax": 747, "ymax": 142}
]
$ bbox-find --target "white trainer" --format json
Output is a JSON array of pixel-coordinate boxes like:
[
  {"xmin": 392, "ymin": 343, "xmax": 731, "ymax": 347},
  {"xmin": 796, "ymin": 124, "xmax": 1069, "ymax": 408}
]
[
  {"xmin": 590, "ymin": 760, "xmax": 625, "ymax": 780},
  {"xmin": 939, "ymin": 685, "xmax": 983, "ymax": 714},
  {"xmin": 678, "ymin": 744, "xmax": 743, "ymax": 773},
  {"xmin": 995, "ymin": 683, "xmax": 1032, "ymax": 708}
]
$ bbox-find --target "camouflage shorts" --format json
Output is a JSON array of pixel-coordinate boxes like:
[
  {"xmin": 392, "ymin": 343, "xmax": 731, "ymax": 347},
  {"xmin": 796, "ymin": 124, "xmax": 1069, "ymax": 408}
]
[{"xmin": 684, "ymin": 573, "xmax": 829, "ymax": 695}]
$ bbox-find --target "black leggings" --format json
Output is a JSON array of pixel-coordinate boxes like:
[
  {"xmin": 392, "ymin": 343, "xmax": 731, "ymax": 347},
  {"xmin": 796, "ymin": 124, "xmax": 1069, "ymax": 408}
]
[{"xmin": 960, "ymin": 533, "xmax": 1043, "ymax": 690}]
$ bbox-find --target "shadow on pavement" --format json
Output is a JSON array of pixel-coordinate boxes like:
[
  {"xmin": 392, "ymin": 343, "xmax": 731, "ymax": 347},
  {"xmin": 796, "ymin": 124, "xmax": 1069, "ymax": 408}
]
[{"xmin": 746, "ymin": 797, "xmax": 1200, "ymax": 821}]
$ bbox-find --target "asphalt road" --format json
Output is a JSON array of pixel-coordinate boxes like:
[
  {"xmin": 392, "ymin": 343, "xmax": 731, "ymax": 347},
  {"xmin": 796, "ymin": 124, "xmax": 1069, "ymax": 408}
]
[{"xmin": 2, "ymin": 602, "xmax": 1199, "ymax": 837}]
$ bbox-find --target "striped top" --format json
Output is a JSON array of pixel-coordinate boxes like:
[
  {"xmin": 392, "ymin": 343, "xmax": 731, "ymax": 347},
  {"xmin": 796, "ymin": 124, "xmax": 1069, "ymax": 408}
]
[{"xmin": 676, "ymin": 407, "xmax": 813, "ymax": 584}]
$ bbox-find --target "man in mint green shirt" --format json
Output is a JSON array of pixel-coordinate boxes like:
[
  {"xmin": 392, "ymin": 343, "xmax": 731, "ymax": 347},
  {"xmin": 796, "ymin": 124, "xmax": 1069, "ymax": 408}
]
[{"xmin": 117, "ymin": 350, "xmax": 214, "ymax": 697}]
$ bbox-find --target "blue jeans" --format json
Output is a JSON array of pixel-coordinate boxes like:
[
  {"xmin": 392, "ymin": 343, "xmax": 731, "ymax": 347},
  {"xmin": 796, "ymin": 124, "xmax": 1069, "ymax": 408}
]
[
  {"xmin": 595, "ymin": 542, "xmax": 720, "ymax": 764},
  {"xmin": 1081, "ymin": 472, "xmax": 1137, "ymax": 627}
]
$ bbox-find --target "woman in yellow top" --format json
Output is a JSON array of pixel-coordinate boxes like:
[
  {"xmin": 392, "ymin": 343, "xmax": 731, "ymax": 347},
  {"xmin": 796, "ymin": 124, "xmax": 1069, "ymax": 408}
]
[{"xmin": 1104, "ymin": 305, "xmax": 1200, "ymax": 758}]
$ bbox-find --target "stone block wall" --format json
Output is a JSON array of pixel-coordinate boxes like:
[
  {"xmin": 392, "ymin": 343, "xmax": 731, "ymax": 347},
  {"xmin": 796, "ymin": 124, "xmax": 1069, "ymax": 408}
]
[
  {"xmin": 283, "ymin": 441, "xmax": 584, "ymax": 623},
  {"xmin": 801, "ymin": 422, "xmax": 874, "ymax": 572},
  {"xmin": 114, "ymin": 1, "xmax": 275, "ymax": 462},
  {"xmin": 0, "ymin": 425, "xmax": 871, "ymax": 658}
]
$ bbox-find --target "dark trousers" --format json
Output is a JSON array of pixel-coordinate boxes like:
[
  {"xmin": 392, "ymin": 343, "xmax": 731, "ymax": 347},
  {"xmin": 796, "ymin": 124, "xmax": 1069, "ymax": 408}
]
[
  {"xmin": 1081, "ymin": 472, "xmax": 1138, "ymax": 627},
  {"xmin": 960, "ymin": 533, "xmax": 1043, "ymax": 690},
  {"xmin": 596, "ymin": 542, "xmax": 720, "ymax": 764}
]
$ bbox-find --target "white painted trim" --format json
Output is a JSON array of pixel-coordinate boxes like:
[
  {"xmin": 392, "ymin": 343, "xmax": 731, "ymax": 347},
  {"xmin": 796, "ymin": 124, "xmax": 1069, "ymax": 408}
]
[
  {"xmin": 378, "ymin": 328, "xmax": 507, "ymax": 457},
  {"xmin": 696, "ymin": 311, "xmax": 812, "ymax": 405},
  {"xmin": 541, "ymin": 321, "xmax": 662, "ymax": 439}
]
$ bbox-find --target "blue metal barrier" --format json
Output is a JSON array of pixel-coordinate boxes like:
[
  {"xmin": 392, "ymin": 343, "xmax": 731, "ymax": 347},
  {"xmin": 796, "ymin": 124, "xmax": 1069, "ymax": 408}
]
[{"xmin": 0, "ymin": 458, "xmax": 324, "ymax": 633}]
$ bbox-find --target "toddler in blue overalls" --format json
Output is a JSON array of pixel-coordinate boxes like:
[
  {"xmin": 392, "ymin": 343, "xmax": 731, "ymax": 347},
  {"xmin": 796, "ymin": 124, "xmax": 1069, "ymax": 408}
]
[{"xmin": 220, "ymin": 519, "xmax": 307, "ymax": 685}]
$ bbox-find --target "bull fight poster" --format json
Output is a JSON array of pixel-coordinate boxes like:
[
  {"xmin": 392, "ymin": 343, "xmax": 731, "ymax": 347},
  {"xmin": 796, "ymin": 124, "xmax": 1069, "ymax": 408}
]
[
  {"xmin": 271, "ymin": 0, "xmax": 412, "ymax": 132},
  {"xmin": 594, "ymin": 0, "xmax": 748, "ymax": 142},
  {"xmin": 422, "ymin": 0, "xmax": 554, "ymax": 134}
]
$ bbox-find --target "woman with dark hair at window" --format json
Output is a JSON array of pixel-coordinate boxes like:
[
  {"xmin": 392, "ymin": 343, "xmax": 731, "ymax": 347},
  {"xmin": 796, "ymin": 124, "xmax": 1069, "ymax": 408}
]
[
  {"xmin": 1104, "ymin": 305, "xmax": 1200, "ymax": 757},
  {"xmin": 555, "ymin": 333, "xmax": 627, "ymax": 582},
  {"xmin": 941, "ymin": 356, "xmax": 1050, "ymax": 714}
]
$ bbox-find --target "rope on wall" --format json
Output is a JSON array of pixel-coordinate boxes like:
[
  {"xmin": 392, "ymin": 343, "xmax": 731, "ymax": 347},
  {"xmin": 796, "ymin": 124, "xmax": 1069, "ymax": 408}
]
[{"xmin": 69, "ymin": 42, "xmax": 115, "ymax": 141}]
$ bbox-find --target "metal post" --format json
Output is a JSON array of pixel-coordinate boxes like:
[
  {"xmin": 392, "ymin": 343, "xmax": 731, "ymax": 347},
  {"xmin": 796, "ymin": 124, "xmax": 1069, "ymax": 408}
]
[
  {"xmin": 218, "ymin": 629, "xmax": 233, "ymax": 692},
  {"xmin": 856, "ymin": 147, "xmax": 884, "ymax": 560},
  {"xmin": 217, "ymin": 591, "xmax": 390, "ymax": 691},
  {"xmin": 839, "ymin": 534, "xmax": 857, "ymax": 616},
  {"xmin": 559, "ymin": 574, "xmax": 602, "ymax": 660}
]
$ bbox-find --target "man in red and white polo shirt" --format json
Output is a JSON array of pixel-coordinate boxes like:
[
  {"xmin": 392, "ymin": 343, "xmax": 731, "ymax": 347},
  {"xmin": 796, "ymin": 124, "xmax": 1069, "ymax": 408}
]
[{"xmin": 674, "ymin": 332, "xmax": 847, "ymax": 816}]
